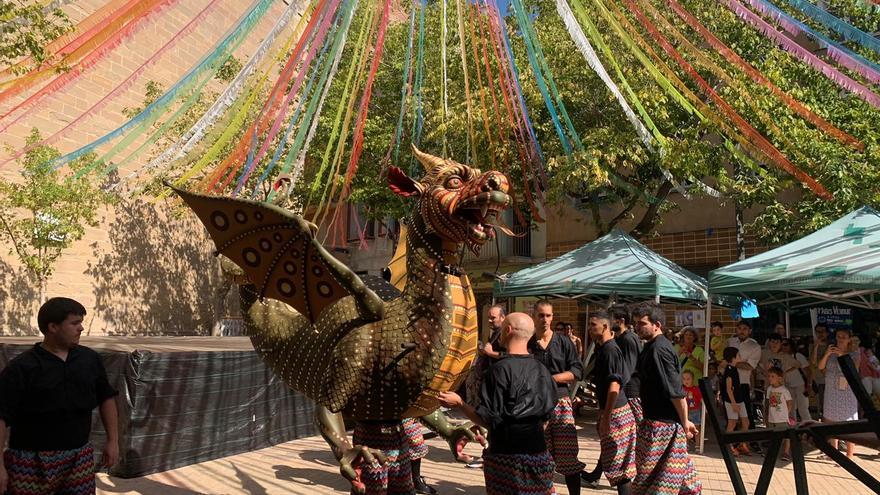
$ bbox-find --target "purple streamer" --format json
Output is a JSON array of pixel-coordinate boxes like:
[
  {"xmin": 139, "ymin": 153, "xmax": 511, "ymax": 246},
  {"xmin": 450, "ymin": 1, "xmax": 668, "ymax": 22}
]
[
  {"xmin": 745, "ymin": 0, "xmax": 880, "ymax": 85},
  {"xmin": 725, "ymin": 0, "xmax": 880, "ymax": 109}
]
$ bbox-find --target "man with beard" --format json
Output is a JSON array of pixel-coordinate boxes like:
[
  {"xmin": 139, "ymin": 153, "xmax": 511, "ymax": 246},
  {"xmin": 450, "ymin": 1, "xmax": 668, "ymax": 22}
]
[{"xmin": 631, "ymin": 303, "xmax": 701, "ymax": 495}]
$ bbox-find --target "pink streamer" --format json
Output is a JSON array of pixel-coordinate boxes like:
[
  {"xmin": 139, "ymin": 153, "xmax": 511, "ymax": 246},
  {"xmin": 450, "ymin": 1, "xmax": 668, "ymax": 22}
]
[
  {"xmin": 0, "ymin": 0, "xmax": 222, "ymax": 168},
  {"xmin": 744, "ymin": 0, "xmax": 880, "ymax": 85},
  {"xmin": 725, "ymin": 0, "xmax": 880, "ymax": 109},
  {"xmin": 237, "ymin": 0, "xmax": 341, "ymax": 187}
]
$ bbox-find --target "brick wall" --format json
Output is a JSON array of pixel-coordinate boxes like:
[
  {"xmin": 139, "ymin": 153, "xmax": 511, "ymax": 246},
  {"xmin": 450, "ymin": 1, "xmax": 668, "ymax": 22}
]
[{"xmin": 0, "ymin": 0, "xmax": 298, "ymax": 335}]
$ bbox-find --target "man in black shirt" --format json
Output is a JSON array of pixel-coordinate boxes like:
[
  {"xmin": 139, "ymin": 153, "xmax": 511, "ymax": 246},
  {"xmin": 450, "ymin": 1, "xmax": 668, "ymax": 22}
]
[
  {"xmin": 529, "ymin": 300, "xmax": 585, "ymax": 495},
  {"xmin": 440, "ymin": 312, "xmax": 558, "ymax": 495},
  {"xmin": 612, "ymin": 305, "xmax": 643, "ymax": 424},
  {"xmin": 0, "ymin": 297, "xmax": 119, "ymax": 495},
  {"xmin": 466, "ymin": 304, "xmax": 507, "ymax": 409},
  {"xmin": 588, "ymin": 311, "xmax": 636, "ymax": 495},
  {"xmin": 630, "ymin": 303, "xmax": 701, "ymax": 495}
]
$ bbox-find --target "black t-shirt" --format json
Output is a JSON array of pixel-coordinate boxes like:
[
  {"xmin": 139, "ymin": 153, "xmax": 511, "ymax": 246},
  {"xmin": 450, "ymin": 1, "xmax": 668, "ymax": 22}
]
[
  {"xmin": 0, "ymin": 344, "xmax": 118, "ymax": 450},
  {"xmin": 722, "ymin": 364, "xmax": 743, "ymax": 403},
  {"xmin": 637, "ymin": 335, "xmax": 685, "ymax": 423},
  {"xmin": 595, "ymin": 339, "xmax": 629, "ymax": 410},
  {"xmin": 476, "ymin": 354, "xmax": 557, "ymax": 455},
  {"xmin": 615, "ymin": 329, "xmax": 642, "ymax": 399},
  {"xmin": 529, "ymin": 332, "xmax": 584, "ymax": 399}
]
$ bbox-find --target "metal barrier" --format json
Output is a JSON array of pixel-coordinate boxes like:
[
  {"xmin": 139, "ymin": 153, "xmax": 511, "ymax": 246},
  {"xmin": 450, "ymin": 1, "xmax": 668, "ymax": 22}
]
[{"xmin": 699, "ymin": 354, "xmax": 880, "ymax": 495}]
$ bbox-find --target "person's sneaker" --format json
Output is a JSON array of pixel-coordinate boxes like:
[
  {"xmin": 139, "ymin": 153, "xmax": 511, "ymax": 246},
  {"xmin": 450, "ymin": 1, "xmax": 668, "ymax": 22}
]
[
  {"xmin": 414, "ymin": 476, "xmax": 438, "ymax": 495},
  {"xmin": 581, "ymin": 470, "xmax": 602, "ymax": 483},
  {"xmin": 583, "ymin": 479, "xmax": 599, "ymax": 489},
  {"xmin": 465, "ymin": 458, "xmax": 483, "ymax": 468}
]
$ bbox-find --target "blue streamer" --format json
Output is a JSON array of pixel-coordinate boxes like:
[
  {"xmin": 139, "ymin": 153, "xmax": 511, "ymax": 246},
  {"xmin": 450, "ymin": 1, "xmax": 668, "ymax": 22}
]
[
  {"xmin": 49, "ymin": 0, "xmax": 274, "ymax": 170},
  {"xmin": 504, "ymin": 0, "xmax": 572, "ymax": 155},
  {"xmin": 782, "ymin": 0, "xmax": 880, "ymax": 55},
  {"xmin": 392, "ymin": 0, "xmax": 418, "ymax": 165},
  {"xmin": 492, "ymin": 0, "xmax": 546, "ymax": 164},
  {"xmin": 762, "ymin": 0, "xmax": 880, "ymax": 75},
  {"xmin": 410, "ymin": 0, "xmax": 427, "ymax": 176}
]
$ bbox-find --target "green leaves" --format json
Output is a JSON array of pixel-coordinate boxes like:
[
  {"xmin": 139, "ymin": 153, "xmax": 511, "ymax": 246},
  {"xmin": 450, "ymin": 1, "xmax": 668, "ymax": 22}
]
[{"xmin": 0, "ymin": 3, "xmax": 73, "ymax": 74}]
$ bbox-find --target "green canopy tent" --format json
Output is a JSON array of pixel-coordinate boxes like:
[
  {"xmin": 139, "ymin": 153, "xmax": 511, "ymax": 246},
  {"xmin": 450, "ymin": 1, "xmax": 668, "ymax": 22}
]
[
  {"xmin": 709, "ymin": 206, "xmax": 880, "ymax": 311},
  {"xmin": 493, "ymin": 229, "xmax": 711, "ymax": 305}
]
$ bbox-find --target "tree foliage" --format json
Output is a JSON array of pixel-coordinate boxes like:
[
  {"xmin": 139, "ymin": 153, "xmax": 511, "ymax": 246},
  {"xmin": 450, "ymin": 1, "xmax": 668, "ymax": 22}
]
[
  {"xmin": 0, "ymin": 129, "xmax": 116, "ymax": 302},
  {"xmin": 0, "ymin": 1, "xmax": 73, "ymax": 74}
]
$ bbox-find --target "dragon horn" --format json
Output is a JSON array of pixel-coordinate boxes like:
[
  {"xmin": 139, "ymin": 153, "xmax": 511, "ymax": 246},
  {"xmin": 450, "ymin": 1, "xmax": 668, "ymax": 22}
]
[{"xmin": 410, "ymin": 143, "xmax": 446, "ymax": 172}]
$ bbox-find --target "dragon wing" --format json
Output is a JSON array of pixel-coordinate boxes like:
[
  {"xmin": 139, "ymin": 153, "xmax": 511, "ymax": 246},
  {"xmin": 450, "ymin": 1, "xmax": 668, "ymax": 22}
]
[{"xmin": 173, "ymin": 186, "xmax": 385, "ymax": 325}]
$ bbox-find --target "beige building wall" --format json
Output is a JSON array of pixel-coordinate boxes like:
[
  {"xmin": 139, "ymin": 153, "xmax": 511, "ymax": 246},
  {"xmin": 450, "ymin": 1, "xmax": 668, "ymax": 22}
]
[{"xmin": 0, "ymin": 0, "xmax": 300, "ymax": 335}]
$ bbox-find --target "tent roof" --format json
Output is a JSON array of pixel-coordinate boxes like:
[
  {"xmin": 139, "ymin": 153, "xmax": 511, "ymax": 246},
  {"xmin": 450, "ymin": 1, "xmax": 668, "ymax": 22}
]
[
  {"xmin": 709, "ymin": 206, "xmax": 880, "ymax": 309},
  {"xmin": 493, "ymin": 229, "xmax": 709, "ymax": 303}
]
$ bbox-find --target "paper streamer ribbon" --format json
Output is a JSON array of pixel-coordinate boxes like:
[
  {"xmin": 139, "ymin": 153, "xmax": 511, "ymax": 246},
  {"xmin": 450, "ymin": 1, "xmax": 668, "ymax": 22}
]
[
  {"xmin": 390, "ymin": 0, "xmax": 417, "ymax": 165},
  {"xmin": 456, "ymin": 0, "xmax": 475, "ymax": 164},
  {"xmin": 233, "ymin": 0, "xmax": 342, "ymax": 193},
  {"xmin": 0, "ymin": 0, "xmax": 129, "ymax": 81},
  {"xmin": 746, "ymin": 0, "xmax": 880, "ymax": 84},
  {"xmin": 723, "ymin": 0, "xmax": 880, "ymax": 109},
  {"xmin": 466, "ymin": 2, "xmax": 498, "ymax": 169},
  {"xmin": 0, "ymin": 0, "xmax": 176, "ymax": 109},
  {"xmin": 258, "ymin": 0, "xmax": 356, "ymax": 197},
  {"xmin": 47, "ymin": 0, "xmax": 276, "ymax": 170},
  {"xmin": 131, "ymin": 0, "xmax": 300, "ymax": 182},
  {"xmin": 441, "ymin": 0, "xmax": 449, "ymax": 155},
  {"xmin": 1, "ymin": 0, "xmax": 225, "ymax": 169},
  {"xmin": 624, "ymin": 0, "xmax": 830, "ymax": 199},
  {"xmin": 664, "ymin": 0, "xmax": 862, "ymax": 150},
  {"xmin": 780, "ymin": 0, "xmax": 880, "ymax": 55}
]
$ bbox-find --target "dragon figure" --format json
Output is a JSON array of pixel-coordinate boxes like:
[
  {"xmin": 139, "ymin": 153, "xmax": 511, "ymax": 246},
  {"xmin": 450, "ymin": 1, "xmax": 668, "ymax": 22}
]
[{"xmin": 173, "ymin": 145, "xmax": 511, "ymax": 489}]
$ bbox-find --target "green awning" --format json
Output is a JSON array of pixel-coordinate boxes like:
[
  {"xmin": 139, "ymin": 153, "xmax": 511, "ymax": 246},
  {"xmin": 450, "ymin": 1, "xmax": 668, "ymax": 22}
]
[
  {"xmin": 709, "ymin": 206, "xmax": 880, "ymax": 309},
  {"xmin": 494, "ymin": 229, "xmax": 710, "ymax": 304}
]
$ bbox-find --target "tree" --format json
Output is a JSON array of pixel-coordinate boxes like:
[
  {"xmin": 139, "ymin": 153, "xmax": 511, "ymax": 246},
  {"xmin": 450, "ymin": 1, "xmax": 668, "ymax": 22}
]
[
  {"xmin": 0, "ymin": 129, "xmax": 115, "ymax": 303},
  {"xmin": 0, "ymin": 1, "xmax": 73, "ymax": 74}
]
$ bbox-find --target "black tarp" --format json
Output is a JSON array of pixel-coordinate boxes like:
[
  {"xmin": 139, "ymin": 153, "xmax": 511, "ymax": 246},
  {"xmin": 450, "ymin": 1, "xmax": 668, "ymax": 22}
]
[{"xmin": 0, "ymin": 338, "xmax": 317, "ymax": 478}]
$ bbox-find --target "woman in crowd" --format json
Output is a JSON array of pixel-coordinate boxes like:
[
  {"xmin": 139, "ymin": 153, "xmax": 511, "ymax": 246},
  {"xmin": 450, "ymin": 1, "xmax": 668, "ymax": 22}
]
[
  {"xmin": 819, "ymin": 328, "xmax": 861, "ymax": 459},
  {"xmin": 674, "ymin": 327, "xmax": 705, "ymax": 381}
]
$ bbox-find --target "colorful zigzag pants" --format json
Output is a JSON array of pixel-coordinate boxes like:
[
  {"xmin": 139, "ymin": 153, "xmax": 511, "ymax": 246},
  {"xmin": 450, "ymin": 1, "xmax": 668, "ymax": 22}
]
[
  {"xmin": 3, "ymin": 444, "xmax": 95, "ymax": 495},
  {"xmin": 632, "ymin": 419, "xmax": 702, "ymax": 495}
]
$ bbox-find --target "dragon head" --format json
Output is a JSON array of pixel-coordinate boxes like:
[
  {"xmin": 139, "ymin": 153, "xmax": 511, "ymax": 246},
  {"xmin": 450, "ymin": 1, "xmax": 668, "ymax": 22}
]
[{"xmin": 388, "ymin": 145, "xmax": 511, "ymax": 254}]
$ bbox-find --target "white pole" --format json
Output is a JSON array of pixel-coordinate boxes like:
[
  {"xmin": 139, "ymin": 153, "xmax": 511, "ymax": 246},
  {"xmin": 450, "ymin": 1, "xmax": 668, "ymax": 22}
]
[
  {"xmin": 785, "ymin": 310, "xmax": 791, "ymax": 338},
  {"xmin": 699, "ymin": 295, "xmax": 712, "ymax": 454}
]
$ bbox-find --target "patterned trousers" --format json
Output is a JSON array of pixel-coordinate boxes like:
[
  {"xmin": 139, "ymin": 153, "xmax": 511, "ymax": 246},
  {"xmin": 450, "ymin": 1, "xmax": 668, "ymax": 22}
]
[
  {"xmin": 401, "ymin": 417, "xmax": 428, "ymax": 460},
  {"xmin": 600, "ymin": 403, "xmax": 637, "ymax": 486},
  {"xmin": 633, "ymin": 419, "xmax": 702, "ymax": 495},
  {"xmin": 545, "ymin": 396, "xmax": 586, "ymax": 476},
  {"xmin": 483, "ymin": 450, "xmax": 557, "ymax": 495},
  {"xmin": 352, "ymin": 422, "xmax": 415, "ymax": 495},
  {"xmin": 4, "ymin": 444, "xmax": 96, "ymax": 495},
  {"xmin": 629, "ymin": 397, "xmax": 643, "ymax": 424}
]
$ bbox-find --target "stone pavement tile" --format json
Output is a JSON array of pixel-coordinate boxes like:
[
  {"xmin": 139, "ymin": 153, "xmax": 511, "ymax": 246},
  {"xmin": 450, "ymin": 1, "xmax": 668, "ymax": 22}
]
[{"xmin": 97, "ymin": 416, "xmax": 880, "ymax": 494}]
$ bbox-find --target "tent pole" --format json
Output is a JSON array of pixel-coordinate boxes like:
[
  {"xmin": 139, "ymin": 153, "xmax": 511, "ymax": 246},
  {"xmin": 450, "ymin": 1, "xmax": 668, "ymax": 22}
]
[
  {"xmin": 700, "ymin": 295, "xmax": 711, "ymax": 454},
  {"xmin": 785, "ymin": 310, "xmax": 791, "ymax": 338}
]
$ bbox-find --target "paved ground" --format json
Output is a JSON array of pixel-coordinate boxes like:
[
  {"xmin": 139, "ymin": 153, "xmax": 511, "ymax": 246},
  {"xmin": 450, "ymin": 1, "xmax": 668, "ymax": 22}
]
[{"xmin": 96, "ymin": 413, "xmax": 880, "ymax": 494}]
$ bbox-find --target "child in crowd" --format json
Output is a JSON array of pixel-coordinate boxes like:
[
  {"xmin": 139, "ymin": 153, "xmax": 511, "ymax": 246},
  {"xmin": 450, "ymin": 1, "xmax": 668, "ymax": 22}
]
[
  {"xmin": 710, "ymin": 321, "xmax": 725, "ymax": 362},
  {"xmin": 682, "ymin": 370, "xmax": 702, "ymax": 448},
  {"xmin": 707, "ymin": 362, "xmax": 720, "ymax": 401},
  {"xmin": 765, "ymin": 367, "xmax": 794, "ymax": 461},
  {"xmin": 723, "ymin": 346, "xmax": 751, "ymax": 456}
]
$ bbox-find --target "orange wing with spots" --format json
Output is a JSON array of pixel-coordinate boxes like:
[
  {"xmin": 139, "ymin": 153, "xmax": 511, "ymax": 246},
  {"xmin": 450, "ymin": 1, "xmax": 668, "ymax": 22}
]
[{"xmin": 172, "ymin": 186, "xmax": 384, "ymax": 325}]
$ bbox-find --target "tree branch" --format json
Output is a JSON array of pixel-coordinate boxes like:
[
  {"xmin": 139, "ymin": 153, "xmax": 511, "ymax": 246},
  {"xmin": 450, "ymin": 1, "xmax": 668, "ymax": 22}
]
[
  {"xmin": 603, "ymin": 194, "xmax": 640, "ymax": 236},
  {"xmin": 0, "ymin": 214, "xmax": 29, "ymax": 266},
  {"xmin": 630, "ymin": 180, "xmax": 674, "ymax": 239}
]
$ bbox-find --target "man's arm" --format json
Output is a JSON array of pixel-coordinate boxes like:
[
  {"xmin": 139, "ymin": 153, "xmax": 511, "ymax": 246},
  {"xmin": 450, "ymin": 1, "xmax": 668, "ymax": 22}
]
[
  {"xmin": 553, "ymin": 371, "xmax": 576, "ymax": 384},
  {"xmin": 600, "ymin": 382, "xmax": 620, "ymax": 437},
  {"xmin": 0, "ymin": 419, "xmax": 8, "ymax": 494},
  {"xmin": 99, "ymin": 398, "xmax": 119, "ymax": 468},
  {"xmin": 481, "ymin": 342, "xmax": 501, "ymax": 359},
  {"xmin": 726, "ymin": 376, "xmax": 737, "ymax": 403}
]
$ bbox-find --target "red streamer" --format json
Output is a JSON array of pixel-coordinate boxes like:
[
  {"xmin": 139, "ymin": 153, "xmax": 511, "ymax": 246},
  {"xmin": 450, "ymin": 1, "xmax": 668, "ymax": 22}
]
[
  {"xmin": 624, "ymin": 0, "xmax": 831, "ymax": 200},
  {"xmin": 664, "ymin": 0, "xmax": 862, "ymax": 151}
]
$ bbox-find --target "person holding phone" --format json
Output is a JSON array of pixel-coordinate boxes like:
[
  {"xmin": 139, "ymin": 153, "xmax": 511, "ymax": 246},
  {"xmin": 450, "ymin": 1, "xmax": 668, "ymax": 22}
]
[{"xmin": 819, "ymin": 328, "xmax": 861, "ymax": 459}]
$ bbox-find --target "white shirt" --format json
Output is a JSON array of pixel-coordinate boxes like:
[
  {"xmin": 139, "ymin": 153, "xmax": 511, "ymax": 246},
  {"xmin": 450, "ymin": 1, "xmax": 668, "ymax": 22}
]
[
  {"xmin": 728, "ymin": 336, "xmax": 761, "ymax": 385},
  {"xmin": 766, "ymin": 385, "xmax": 792, "ymax": 424}
]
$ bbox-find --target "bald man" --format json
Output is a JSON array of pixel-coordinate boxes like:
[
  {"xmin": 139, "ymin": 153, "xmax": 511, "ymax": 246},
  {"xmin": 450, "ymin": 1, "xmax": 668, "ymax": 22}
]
[{"xmin": 440, "ymin": 313, "xmax": 558, "ymax": 495}]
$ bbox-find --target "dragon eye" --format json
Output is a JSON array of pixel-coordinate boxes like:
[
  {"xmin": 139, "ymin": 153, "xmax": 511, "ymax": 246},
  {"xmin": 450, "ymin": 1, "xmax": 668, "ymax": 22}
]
[{"xmin": 445, "ymin": 176, "xmax": 463, "ymax": 189}]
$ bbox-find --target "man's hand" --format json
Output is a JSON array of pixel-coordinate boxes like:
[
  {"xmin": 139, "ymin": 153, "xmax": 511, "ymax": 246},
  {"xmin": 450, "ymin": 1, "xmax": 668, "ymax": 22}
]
[
  {"xmin": 102, "ymin": 441, "xmax": 119, "ymax": 468},
  {"xmin": 481, "ymin": 342, "xmax": 494, "ymax": 356},
  {"xmin": 684, "ymin": 420, "xmax": 698, "ymax": 440},
  {"xmin": 0, "ymin": 463, "xmax": 8, "ymax": 495},
  {"xmin": 598, "ymin": 415, "xmax": 610, "ymax": 438},
  {"xmin": 438, "ymin": 392, "xmax": 463, "ymax": 408}
]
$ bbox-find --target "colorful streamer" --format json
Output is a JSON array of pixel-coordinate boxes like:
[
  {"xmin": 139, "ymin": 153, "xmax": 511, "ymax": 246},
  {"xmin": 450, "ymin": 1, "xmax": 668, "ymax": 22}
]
[
  {"xmin": 664, "ymin": 0, "xmax": 862, "ymax": 150},
  {"xmin": 390, "ymin": 0, "xmax": 418, "ymax": 165},
  {"xmin": 441, "ymin": 0, "xmax": 449, "ymax": 155},
  {"xmin": 0, "ymin": 0, "xmax": 130, "ymax": 81},
  {"xmin": 780, "ymin": 0, "xmax": 880, "ymax": 55},
  {"xmin": 0, "ymin": 0, "xmax": 225, "ymax": 168},
  {"xmin": 47, "ymin": 0, "xmax": 276, "ymax": 170},
  {"xmin": 0, "ymin": 0, "xmax": 176, "ymax": 108},
  {"xmin": 456, "ymin": 0, "xmax": 475, "ymax": 164},
  {"xmin": 746, "ymin": 0, "xmax": 880, "ymax": 84},
  {"xmin": 623, "ymin": 0, "xmax": 830, "ymax": 199},
  {"xmin": 134, "ymin": 0, "xmax": 300, "ymax": 180},
  {"xmin": 723, "ymin": 0, "xmax": 880, "ymax": 109}
]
